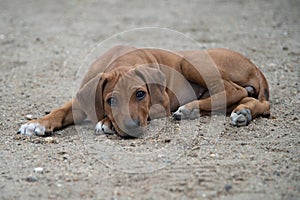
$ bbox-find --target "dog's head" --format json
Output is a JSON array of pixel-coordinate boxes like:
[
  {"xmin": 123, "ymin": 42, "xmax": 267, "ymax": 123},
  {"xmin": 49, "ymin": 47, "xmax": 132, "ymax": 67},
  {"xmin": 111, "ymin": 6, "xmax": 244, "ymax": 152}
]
[{"xmin": 76, "ymin": 65, "xmax": 170, "ymax": 137}]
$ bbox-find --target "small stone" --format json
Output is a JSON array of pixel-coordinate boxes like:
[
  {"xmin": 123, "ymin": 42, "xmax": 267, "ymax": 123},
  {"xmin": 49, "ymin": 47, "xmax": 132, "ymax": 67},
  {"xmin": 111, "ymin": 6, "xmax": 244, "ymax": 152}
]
[
  {"xmin": 225, "ymin": 184, "xmax": 232, "ymax": 192},
  {"xmin": 268, "ymin": 63, "xmax": 276, "ymax": 67},
  {"xmin": 56, "ymin": 183, "xmax": 62, "ymax": 188},
  {"xmin": 45, "ymin": 137, "xmax": 56, "ymax": 143},
  {"xmin": 25, "ymin": 176, "xmax": 38, "ymax": 182},
  {"xmin": 129, "ymin": 143, "xmax": 136, "ymax": 147},
  {"xmin": 34, "ymin": 167, "xmax": 44, "ymax": 173},
  {"xmin": 25, "ymin": 114, "xmax": 37, "ymax": 120},
  {"xmin": 282, "ymin": 46, "xmax": 289, "ymax": 51},
  {"xmin": 164, "ymin": 139, "xmax": 171, "ymax": 143}
]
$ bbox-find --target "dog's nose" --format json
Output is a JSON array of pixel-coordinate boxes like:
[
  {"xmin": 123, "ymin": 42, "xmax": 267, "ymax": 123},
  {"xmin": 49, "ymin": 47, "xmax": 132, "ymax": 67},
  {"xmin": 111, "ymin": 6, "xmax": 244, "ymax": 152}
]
[{"xmin": 124, "ymin": 119, "xmax": 141, "ymax": 130}]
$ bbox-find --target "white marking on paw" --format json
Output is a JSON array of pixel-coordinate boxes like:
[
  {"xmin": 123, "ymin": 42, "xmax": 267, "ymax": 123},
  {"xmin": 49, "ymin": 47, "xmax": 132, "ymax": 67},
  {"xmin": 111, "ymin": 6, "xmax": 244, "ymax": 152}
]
[
  {"xmin": 230, "ymin": 109, "xmax": 252, "ymax": 126},
  {"xmin": 18, "ymin": 123, "xmax": 46, "ymax": 136},
  {"xmin": 94, "ymin": 121, "xmax": 103, "ymax": 134},
  {"xmin": 173, "ymin": 106, "xmax": 200, "ymax": 120},
  {"xmin": 189, "ymin": 108, "xmax": 201, "ymax": 119},
  {"xmin": 95, "ymin": 121, "xmax": 115, "ymax": 135}
]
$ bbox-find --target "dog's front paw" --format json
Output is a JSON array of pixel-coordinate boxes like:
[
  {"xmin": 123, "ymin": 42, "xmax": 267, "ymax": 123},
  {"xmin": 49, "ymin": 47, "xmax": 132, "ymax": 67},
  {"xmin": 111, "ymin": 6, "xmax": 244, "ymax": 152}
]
[
  {"xmin": 230, "ymin": 109, "xmax": 252, "ymax": 126},
  {"xmin": 18, "ymin": 122, "xmax": 50, "ymax": 136},
  {"xmin": 173, "ymin": 105, "xmax": 200, "ymax": 120},
  {"xmin": 95, "ymin": 119, "xmax": 115, "ymax": 135}
]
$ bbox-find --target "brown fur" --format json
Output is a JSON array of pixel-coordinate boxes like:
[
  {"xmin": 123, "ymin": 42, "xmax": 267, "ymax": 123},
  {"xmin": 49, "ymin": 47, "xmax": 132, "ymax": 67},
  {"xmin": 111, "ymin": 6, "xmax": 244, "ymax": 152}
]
[{"xmin": 21, "ymin": 45, "xmax": 270, "ymax": 136}]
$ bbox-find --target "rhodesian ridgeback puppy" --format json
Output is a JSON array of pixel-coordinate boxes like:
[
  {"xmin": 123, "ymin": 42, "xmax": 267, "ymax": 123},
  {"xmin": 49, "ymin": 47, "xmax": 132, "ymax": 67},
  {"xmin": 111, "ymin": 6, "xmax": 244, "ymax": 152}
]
[{"xmin": 18, "ymin": 45, "xmax": 270, "ymax": 137}]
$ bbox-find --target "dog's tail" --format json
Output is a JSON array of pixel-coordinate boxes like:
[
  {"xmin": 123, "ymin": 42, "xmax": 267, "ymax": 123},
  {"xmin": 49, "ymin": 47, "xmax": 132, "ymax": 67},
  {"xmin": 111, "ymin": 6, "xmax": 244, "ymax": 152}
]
[{"xmin": 257, "ymin": 69, "xmax": 270, "ymax": 117}]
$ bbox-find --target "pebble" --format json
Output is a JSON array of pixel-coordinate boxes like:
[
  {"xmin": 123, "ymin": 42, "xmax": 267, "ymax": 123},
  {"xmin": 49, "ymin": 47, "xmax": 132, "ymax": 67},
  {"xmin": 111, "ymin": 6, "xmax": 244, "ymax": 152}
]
[
  {"xmin": 25, "ymin": 176, "xmax": 38, "ymax": 182},
  {"xmin": 164, "ymin": 139, "xmax": 171, "ymax": 143},
  {"xmin": 45, "ymin": 137, "xmax": 56, "ymax": 143},
  {"xmin": 268, "ymin": 63, "xmax": 276, "ymax": 67},
  {"xmin": 225, "ymin": 184, "xmax": 232, "ymax": 192},
  {"xmin": 34, "ymin": 167, "xmax": 44, "ymax": 173},
  {"xmin": 282, "ymin": 46, "xmax": 289, "ymax": 51},
  {"xmin": 25, "ymin": 114, "xmax": 37, "ymax": 120}
]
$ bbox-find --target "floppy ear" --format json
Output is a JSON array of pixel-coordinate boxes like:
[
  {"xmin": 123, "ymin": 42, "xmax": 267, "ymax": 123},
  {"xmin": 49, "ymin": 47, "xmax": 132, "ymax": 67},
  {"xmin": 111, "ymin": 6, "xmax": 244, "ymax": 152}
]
[
  {"xmin": 134, "ymin": 65, "xmax": 170, "ymax": 118},
  {"xmin": 75, "ymin": 73, "xmax": 108, "ymax": 123}
]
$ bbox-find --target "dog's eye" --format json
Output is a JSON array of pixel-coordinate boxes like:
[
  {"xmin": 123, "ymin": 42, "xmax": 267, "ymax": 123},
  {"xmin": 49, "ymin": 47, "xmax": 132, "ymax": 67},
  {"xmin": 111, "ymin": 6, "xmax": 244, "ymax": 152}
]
[
  {"xmin": 107, "ymin": 97, "xmax": 118, "ymax": 106},
  {"xmin": 136, "ymin": 90, "xmax": 146, "ymax": 101}
]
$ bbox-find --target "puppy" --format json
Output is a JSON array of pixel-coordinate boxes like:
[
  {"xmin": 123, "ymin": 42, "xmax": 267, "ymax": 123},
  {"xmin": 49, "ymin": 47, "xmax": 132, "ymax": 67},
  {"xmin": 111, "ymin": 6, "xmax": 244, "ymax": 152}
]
[{"xmin": 18, "ymin": 45, "xmax": 270, "ymax": 137}]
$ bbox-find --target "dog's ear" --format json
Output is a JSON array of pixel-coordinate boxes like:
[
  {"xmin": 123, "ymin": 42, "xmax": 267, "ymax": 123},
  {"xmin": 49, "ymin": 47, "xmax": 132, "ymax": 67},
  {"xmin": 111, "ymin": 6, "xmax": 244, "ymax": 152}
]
[
  {"xmin": 76, "ymin": 73, "xmax": 108, "ymax": 123},
  {"xmin": 134, "ymin": 65, "xmax": 170, "ymax": 117}
]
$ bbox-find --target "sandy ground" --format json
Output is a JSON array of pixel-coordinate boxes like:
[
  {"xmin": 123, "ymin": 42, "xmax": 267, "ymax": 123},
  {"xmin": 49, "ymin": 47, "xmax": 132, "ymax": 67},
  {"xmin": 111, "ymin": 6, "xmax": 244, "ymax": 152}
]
[{"xmin": 0, "ymin": 0, "xmax": 299, "ymax": 199}]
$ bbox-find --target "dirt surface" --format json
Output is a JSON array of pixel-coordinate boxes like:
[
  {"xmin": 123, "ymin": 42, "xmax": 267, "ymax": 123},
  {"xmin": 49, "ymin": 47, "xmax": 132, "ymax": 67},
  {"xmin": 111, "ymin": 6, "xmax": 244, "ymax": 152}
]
[{"xmin": 0, "ymin": 0, "xmax": 299, "ymax": 199}]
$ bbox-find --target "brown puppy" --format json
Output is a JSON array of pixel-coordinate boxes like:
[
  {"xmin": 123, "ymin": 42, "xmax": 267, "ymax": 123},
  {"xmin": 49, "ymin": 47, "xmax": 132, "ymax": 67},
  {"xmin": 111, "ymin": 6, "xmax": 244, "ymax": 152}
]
[{"xmin": 18, "ymin": 45, "xmax": 270, "ymax": 137}]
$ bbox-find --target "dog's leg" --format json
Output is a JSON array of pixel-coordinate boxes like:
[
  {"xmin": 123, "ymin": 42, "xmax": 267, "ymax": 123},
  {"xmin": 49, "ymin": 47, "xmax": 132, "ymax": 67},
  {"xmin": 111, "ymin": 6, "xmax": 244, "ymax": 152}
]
[
  {"xmin": 95, "ymin": 117, "xmax": 115, "ymax": 135},
  {"xmin": 18, "ymin": 99, "xmax": 86, "ymax": 136},
  {"xmin": 173, "ymin": 81, "xmax": 248, "ymax": 120},
  {"xmin": 230, "ymin": 97, "xmax": 270, "ymax": 126}
]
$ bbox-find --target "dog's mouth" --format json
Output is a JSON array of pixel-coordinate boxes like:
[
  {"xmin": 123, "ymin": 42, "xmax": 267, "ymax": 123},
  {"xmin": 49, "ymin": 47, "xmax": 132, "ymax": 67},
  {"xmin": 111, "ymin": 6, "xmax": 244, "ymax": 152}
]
[{"xmin": 111, "ymin": 121, "xmax": 146, "ymax": 138}]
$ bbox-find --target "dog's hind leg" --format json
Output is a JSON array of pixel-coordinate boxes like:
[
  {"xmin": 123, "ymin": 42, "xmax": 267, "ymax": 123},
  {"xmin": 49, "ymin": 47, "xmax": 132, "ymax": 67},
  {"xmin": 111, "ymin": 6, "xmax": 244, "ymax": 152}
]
[
  {"xmin": 173, "ymin": 80, "xmax": 248, "ymax": 121},
  {"xmin": 18, "ymin": 99, "xmax": 86, "ymax": 136},
  {"xmin": 230, "ymin": 97, "xmax": 270, "ymax": 126},
  {"xmin": 231, "ymin": 73, "xmax": 270, "ymax": 126}
]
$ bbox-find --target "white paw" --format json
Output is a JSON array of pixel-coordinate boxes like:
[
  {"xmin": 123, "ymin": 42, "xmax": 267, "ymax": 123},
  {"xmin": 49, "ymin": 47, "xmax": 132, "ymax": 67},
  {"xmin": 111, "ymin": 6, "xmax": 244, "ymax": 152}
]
[
  {"xmin": 230, "ymin": 109, "xmax": 252, "ymax": 126},
  {"xmin": 173, "ymin": 105, "xmax": 200, "ymax": 120},
  {"xmin": 95, "ymin": 121, "xmax": 115, "ymax": 135},
  {"xmin": 18, "ymin": 123, "xmax": 46, "ymax": 136}
]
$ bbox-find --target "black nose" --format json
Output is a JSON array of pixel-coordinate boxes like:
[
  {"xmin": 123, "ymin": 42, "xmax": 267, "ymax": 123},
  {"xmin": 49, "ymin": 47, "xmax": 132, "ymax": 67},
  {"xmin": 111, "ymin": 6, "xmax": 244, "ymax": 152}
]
[{"xmin": 124, "ymin": 119, "xmax": 141, "ymax": 130}]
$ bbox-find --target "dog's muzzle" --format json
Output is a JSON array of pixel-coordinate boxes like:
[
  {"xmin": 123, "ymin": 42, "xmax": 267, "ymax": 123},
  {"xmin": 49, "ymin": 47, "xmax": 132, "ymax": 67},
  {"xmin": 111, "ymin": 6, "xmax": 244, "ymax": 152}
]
[{"xmin": 122, "ymin": 119, "xmax": 145, "ymax": 137}]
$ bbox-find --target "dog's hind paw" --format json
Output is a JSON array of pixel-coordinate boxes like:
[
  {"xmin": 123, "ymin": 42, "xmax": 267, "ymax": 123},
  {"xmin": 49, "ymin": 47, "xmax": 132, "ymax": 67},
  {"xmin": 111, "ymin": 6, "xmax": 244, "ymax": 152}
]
[
  {"xmin": 173, "ymin": 105, "xmax": 200, "ymax": 120},
  {"xmin": 17, "ymin": 123, "xmax": 49, "ymax": 136},
  {"xmin": 230, "ymin": 109, "xmax": 252, "ymax": 126},
  {"xmin": 95, "ymin": 120, "xmax": 115, "ymax": 135}
]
